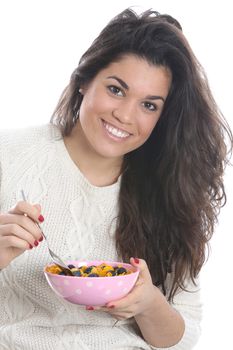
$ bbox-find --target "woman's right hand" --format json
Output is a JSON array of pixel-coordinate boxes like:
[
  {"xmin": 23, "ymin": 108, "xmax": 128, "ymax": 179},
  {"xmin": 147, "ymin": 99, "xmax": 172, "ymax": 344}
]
[{"xmin": 0, "ymin": 201, "xmax": 44, "ymax": 269}]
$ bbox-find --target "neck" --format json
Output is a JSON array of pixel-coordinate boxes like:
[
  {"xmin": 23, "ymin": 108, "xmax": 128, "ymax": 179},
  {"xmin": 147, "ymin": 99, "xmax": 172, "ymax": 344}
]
[{"xmin": 64, "ymin": 124, "xmax": 123, "ymax": 187}]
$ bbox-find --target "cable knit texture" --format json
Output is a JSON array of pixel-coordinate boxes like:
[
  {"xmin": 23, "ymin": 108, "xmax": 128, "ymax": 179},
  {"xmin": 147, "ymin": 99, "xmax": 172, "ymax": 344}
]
[{"xmin": 0, "ymin": 124, "xmax": 202, "ymax": 349}]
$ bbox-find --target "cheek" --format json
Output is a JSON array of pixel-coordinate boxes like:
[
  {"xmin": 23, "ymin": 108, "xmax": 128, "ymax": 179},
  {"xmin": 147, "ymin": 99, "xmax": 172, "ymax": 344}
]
[
  {"xmin": 138, "ymin": 118, "xmax": 159, "ymax": 139},
  {"xmin": 81, "ymin": 91, "xmax": 111, "ymax": 116}
]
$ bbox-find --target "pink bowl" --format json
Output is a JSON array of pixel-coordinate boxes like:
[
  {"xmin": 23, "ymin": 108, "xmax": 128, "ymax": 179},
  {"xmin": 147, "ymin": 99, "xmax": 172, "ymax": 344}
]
[{"xmin": 44, "ymin": 260, "xmax": 139, "ymax": 306}]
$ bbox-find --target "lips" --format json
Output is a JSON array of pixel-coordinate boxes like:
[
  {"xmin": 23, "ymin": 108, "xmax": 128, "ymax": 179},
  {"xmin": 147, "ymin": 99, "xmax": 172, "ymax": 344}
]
[{"xmin": 102, "ymin": 120, "xmax": 131, "ymax": 139}]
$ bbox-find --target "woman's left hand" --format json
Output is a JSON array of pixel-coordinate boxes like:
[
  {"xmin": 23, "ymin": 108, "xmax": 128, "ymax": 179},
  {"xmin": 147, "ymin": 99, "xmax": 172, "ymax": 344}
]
[{"xmin": 87, "ymin": 257, "xmax": 159, "ymax": 320}]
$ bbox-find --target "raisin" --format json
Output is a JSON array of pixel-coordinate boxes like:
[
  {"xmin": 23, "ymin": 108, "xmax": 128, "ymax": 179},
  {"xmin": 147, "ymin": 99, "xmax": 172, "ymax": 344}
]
[
  {"xmin": 115, "ymin": 267, "xmax": 127, "ymax": 275},
  {"xmin": 73, "ymin": 270, "xmax": 82, "ymax": 276},
  {"xmin": 84, "ymin": 266, "xmax": 96, "ymax": 274},
  {"xmin": 68, "ymin": 264, "xmax": 76, "ymax": 269}
]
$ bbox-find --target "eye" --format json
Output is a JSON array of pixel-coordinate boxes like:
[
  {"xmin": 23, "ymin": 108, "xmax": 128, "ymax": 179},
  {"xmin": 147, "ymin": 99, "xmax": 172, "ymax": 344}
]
[
  {"xmin": 107, "ymin": 85, "xmax": 124, "ymax": 97},
  {"xmin": 142, "ymin": 101, "xmax": 158, "ymax": 112}
]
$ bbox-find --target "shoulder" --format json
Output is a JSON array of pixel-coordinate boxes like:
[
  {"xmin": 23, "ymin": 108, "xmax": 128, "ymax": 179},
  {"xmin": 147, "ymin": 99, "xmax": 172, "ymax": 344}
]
[
  {"xmin": 0, "ymin": 123, "xmax": 61, "ymax": 146},
  {"xmin": 0, "ymin": 123, "xmax": 61, "ymax": 155}
]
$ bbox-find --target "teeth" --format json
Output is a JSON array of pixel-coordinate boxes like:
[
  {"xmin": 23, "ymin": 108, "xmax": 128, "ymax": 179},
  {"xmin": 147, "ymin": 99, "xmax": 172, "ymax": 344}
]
[{"xmin": 104, "ymin": 122, "xmax": 130, "ymax": 138}]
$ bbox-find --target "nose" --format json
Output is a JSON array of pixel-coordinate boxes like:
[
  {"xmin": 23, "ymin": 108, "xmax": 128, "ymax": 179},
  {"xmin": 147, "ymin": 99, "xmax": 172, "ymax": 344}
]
[{"xmin": 112, "ymin": 100, "xmax": 135, "ymax": 125}]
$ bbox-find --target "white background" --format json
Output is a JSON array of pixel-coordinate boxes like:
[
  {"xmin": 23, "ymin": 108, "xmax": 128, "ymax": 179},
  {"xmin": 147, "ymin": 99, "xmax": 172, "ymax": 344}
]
[{"xmin": 0, "ymin": 1, "xmax": 232, "ymax": 348}]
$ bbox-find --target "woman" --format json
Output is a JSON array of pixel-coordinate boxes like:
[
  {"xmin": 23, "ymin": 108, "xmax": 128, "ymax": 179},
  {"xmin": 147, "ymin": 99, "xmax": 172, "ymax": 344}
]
[{"xmin": 0, "ymin": 8, "xmax": 232, "ymax": 350}]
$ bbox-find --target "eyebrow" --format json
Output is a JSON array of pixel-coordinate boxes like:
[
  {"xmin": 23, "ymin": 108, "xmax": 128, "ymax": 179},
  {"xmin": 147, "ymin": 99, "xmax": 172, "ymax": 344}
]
[{"xmin": 106, "ymin": 75, "xmax": 165, "ymax": 103}]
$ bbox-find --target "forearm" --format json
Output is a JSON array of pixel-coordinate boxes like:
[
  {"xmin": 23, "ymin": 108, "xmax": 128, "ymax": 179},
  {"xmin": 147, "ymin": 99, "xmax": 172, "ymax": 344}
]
[{"xmin": 135, "ymin": 288, "xmax": 185, "ymax": 348}]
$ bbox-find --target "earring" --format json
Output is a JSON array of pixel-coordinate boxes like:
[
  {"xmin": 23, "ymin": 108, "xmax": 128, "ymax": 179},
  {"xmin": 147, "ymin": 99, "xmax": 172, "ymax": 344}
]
[
  {"xmin": 73, "ymin": 110, "xmax": 79, "ymax": 125},
  {"xmin": 79, "ymin": 88, "xmax": 83, "ymax": 95}
]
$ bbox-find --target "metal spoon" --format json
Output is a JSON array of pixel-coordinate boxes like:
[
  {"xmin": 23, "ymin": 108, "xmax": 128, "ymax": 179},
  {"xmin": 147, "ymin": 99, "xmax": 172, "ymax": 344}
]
[{"xmin": 21, "ymin": 190, "xmax": 74, "ymax": 276}]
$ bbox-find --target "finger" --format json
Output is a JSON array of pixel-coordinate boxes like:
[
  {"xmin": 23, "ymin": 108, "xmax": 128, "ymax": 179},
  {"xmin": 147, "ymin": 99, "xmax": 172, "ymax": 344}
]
[
  {"xmin": 0, "ymin": 223, "xmax": 39, "ymax": 247},
  {"xmin": 104, "ymin": 275, "xmax": 147, "ymax": 311},
  {"xmin": 106, "ymin": 308, "xmax": 134, "ymax": 320},
  {"xmin": 105, "ymin": 258, "xmax": 151, "ymax": 309},
  {"xmin": 33, "ymin": 203, "xmax": 41, "ymax": 211},
  {"xmin": 130, "ymin": 257, "xmax": 152, "ymax": 283},
  {"xmin": 135, "ymin": 274, "xmax": 145, "ymax": 286},
  {"xmin": 103, "ymin": 293, "xmax": 137, "ymax": 312},
  {"xmin": 89, "ymin": 305, "xmax": 132, "ymax": 320},
  {"xmin": 0, "ymin": 235, "xmax": 32, "ymax": 250},
  {"xmin": 9, "ymin": 201, "xmax": 44, "ymax": 223},
  {"xmin": 0, "ymin": 213, "xmax": 42, "ymax": 241}
]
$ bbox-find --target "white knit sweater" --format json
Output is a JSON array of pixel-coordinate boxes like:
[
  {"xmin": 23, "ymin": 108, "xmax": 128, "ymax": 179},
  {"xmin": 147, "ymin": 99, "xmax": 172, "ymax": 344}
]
[{"xmin": 0, "ymin": 124, "xmax": 202, "ymax": 350}]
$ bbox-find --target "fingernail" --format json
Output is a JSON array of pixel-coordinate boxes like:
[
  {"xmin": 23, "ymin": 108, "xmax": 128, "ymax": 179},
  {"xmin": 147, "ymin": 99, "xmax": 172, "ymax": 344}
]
[
  {"xmin": 29, "ymin": 244, "xmax": 33, "ymax": 249},
  {"xmin": 38, "ymin": 236, "xmax": 43, "ymax": 242},
  {"xmin": 38, "ymin": 215, "xmax": 44, "ymax": 222},
  {"xmin": 134, "ymin": 258, "xmax": 140, "ymax": 264},
  {"xmin": 108, "ymin": 305, "xmax": 115, "ymax": 309},
  {"xmin": 86, "ymin": 306, "xmax": 94, "ymax": 310},
  {"xmin": 34, "ymin": 240, "xmax": 39, "ymax": 246}
]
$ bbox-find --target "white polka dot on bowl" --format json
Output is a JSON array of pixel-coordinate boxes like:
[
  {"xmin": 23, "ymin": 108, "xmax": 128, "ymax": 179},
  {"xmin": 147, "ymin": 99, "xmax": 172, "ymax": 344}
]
[
  {"xmin": 117, "ymin": 281, "xmax": 123, "ymax": 287},
  {"xmin": 86, "ymin": 281, "xmax": 93, "ymax": 287}
]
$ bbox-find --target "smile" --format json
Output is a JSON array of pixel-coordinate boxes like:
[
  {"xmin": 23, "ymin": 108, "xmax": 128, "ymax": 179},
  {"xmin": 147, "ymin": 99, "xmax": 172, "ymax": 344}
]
[{"xmin": 102, "ymin": 121, "xmax": 131, "ymax": 139}]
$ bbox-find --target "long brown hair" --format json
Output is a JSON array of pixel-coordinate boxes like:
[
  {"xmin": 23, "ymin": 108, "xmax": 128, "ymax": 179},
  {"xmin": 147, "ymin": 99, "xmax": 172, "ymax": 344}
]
[{"xmin": 51, "ymin": 9, "xmax": 233, "ymax": 300}]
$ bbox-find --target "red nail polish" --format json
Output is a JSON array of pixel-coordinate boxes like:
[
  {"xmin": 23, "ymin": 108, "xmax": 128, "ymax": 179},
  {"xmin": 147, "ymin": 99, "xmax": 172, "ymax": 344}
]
[
  {"xmin": 108, "ymin": 305, "xmax": 115, "ymax": 309},
  {"xmin": 38, "ymin": 215, "xmax": 44, "ymax": 222},
  {"xmin": 38, "ymin": 236, "xmax": 43, "ymax": 242},
  {"xmin": 86, "ymin": 306, "xmax": 94, "ymax": 310},
  {"xmin": 29, "ymin": 244, "xmax": 33, "ymax": 249},
  {"xmin": 134, "ymin": 258, "xmax": 140, "ymax": 264},
  {"xmin": 34, "ymin": 240, "xmax": 39, "ymax": 246}
]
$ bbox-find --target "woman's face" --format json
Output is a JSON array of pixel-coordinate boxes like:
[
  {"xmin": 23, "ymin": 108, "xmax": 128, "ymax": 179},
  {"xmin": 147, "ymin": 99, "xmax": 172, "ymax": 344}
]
[{"xmin": 77, "ymin": 54, "xmax": 171, "ymax": 161}]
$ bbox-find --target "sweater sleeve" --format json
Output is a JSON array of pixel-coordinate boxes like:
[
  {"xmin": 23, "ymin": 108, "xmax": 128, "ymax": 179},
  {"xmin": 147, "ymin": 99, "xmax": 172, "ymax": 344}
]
[
  {"xmin": 0, "ymin": 133, "xmax": 2, "ymax": 211},
  {"xmin": 149, "ymin": 277, "xmax": 202, "ymax": 350}
]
